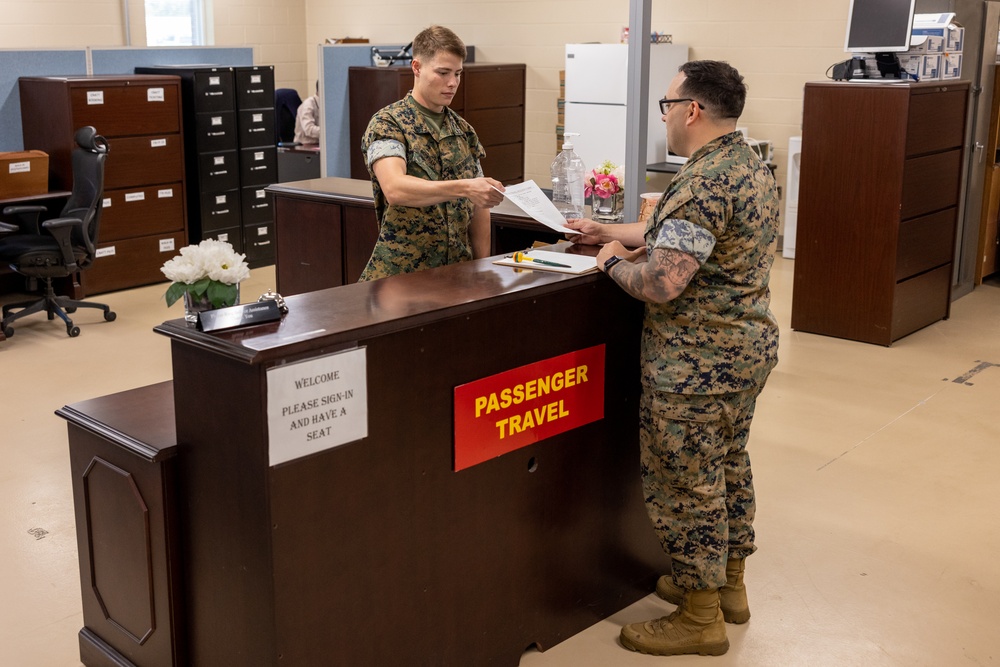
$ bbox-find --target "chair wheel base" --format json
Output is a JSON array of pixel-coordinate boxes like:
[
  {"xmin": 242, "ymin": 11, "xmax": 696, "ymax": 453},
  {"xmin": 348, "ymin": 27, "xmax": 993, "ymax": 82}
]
[
  {"xmin": 105, "ymin": 311, "xmax": 117, "ymax": 322},
  {"xmin": 67, "ymin": 325, "xmax": 80, "ymax": 337}
]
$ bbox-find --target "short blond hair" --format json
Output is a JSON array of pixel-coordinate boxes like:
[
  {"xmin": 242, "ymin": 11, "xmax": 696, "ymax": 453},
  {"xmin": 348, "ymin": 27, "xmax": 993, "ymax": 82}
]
[{"xmin": 412, "ymin": 25, "xmax": 467, "ymax": 62}]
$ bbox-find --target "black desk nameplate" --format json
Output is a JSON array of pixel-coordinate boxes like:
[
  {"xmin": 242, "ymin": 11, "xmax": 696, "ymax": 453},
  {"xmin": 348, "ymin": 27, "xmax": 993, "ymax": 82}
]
[{"xmin": 197, "ymin": 300, "xmax": 282, "ymax": 332}]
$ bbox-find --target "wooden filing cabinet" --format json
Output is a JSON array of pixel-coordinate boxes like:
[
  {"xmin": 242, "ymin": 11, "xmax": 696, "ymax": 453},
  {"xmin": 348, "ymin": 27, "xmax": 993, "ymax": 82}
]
[
  {"xmin": 791, "ymin": 81, "xmax": 969, "ymax": 346},
  {"xmin": 348, "ymin": 63, "xmax": 525, "ymax": 184},
  {"xmin": 19, "ymin": 75, "xmax": 188, "ymax": 295}
]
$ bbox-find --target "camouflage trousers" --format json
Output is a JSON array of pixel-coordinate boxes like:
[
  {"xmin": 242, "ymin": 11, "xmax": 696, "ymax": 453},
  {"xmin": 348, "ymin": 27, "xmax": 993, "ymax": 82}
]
[{"xmin": 639, "ymin": 385, "xmax": 763, "ymax": 591}]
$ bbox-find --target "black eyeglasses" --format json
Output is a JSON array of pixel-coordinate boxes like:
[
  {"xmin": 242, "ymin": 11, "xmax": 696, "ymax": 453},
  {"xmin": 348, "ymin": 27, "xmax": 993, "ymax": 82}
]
[{"xmin": 659, "ymin": 98, "xmax": 705, "ymax": 114}]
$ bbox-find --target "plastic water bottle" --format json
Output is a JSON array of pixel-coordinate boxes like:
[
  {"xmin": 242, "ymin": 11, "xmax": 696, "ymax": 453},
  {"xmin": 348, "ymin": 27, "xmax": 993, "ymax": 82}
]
[{"xmin": 551, "ymin": 133, "xmax": 585, "ymax": 219}]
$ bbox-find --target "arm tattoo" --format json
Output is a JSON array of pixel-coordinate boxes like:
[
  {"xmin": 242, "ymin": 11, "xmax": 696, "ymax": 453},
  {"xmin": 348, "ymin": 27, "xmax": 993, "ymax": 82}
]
[{"xmin": 609, "ymin": 247, "xmax": 699, "ymax": 303}]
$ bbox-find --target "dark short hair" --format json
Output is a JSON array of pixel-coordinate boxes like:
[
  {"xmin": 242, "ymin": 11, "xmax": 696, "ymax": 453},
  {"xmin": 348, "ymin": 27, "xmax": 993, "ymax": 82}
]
[
  {"xmin": 678, "ymin": 60, "xmax": 746, "ymax": 120},
  {"xmin": 412, "ymin": 25, "xmax": 467, "ymax": 62}
]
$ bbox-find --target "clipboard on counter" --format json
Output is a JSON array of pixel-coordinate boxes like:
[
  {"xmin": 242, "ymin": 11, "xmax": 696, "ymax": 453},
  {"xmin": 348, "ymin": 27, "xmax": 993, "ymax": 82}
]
[{"xmin": 493, "ymin": 249, "xmax": 599, "ymax": 275}]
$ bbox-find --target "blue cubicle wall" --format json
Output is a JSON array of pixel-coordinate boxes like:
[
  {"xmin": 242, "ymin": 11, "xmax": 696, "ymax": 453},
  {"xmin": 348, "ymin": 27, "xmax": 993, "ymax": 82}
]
[
  {"xmin": 90, "ymin": 46, "xmax": 253, "ymax": 75},
  {"xmin": 0, "ymin": 50, "xmax": 87, "ymax": 151},
  {"xmin": 1, "ymin": 47, "xmax": 254, "ymax": 153},
  {"xmin": 320, "ymin": 44, "xmax": 407, "ymax": 178}
]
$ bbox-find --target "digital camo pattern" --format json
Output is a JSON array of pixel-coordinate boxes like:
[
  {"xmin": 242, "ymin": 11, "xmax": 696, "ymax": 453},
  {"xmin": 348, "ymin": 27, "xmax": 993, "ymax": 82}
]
[
  {"xmin": 359, "ymin": 94, "xmax": 485, "ymax": 281},
  {"xmin": 639, "ymin": 387, "xmax": 760, "ymax": 590},
  {"xmin": 642, "ymin": 130, "xmax": 779, "ymax": 395}
]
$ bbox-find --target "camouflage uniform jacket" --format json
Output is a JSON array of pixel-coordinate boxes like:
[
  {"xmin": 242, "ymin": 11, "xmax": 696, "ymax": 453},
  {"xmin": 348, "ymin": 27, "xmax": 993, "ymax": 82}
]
[
  {"xmin": 360, "ymin": 93, "xmax": 486, "ymax": 281},
  {"xmin": 642, "ymin": 130, "xmax": 779, "ymax": 394}
]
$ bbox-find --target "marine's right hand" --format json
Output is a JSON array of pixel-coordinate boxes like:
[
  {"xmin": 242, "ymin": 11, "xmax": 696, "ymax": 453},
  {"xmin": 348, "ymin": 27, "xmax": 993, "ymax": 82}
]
[{"xmin": 465, "ymin": 177, "xmax": 505, "ymax": 208}]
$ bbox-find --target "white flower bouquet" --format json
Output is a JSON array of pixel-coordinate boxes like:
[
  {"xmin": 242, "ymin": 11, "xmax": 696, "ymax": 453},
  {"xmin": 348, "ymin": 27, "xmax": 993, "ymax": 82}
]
[{"xmin": 161, "ymin": 239, "xmax": 251, "ymax": 308}]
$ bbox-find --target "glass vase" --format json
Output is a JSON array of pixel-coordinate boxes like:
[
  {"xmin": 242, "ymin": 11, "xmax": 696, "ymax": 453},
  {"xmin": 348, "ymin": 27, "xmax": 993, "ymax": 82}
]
[
  {"xmin": 592, "ymin": 191, "xmax": 624, "ymax": 222},
  {"xmin": 182, "ymin": 284, "xmax": 240, "ymax": 324}
]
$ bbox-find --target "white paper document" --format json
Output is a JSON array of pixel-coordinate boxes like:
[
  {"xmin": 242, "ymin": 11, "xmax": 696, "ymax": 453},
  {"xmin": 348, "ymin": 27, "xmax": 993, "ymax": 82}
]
[{"xmin": 496, "ymin": 181, "xmax": 575, "ymax": 234}]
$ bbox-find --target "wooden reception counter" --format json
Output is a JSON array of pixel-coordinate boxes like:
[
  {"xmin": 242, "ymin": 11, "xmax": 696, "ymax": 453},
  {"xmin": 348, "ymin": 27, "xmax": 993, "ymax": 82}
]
[
  {"xmin": 59, "ymin": 245, "xmax": 670, "ymax": 666},
  {"xmin": 266, "ymin": 177, "xmax": 565, "ymax": 295}
]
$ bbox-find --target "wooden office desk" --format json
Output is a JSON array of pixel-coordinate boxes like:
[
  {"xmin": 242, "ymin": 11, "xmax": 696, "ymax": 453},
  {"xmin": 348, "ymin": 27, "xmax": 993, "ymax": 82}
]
[
  {"xmin": 266, "ymin": 177, "xmax": 564, "ymax": 295},
  {"xmin": 61, "ymin": 247, "xmax": 668, "ymax": 666}
]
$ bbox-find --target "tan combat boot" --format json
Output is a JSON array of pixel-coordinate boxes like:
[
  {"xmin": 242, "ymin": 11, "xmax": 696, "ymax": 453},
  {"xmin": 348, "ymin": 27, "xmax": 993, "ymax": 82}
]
[
  {"xmin": 620, "ymin": 588, "xmax": 729, "ymax": 656},
  {"xmin": 655, "ymin": 558, "xmax": 751, "ymax": 624}
]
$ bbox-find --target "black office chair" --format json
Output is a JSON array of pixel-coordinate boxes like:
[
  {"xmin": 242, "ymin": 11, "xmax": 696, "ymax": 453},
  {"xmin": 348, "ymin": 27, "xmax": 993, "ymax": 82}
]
[
  {"xmin": 0, "ymin": 126, "xmax": 116, "ymax": 338},
  {"xmin": 275, "ymin": 88, "xmax": 303, "ymax": 144}
]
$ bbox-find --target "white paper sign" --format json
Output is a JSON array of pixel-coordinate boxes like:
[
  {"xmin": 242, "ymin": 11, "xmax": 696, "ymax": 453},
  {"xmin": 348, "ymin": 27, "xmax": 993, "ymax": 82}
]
[
  {"xmin": 150, "ymin": 138, "xmax": 167, "ymax": 148},
  {"xmin": 147, "ymin": 87, "xmax": 165, "ymax": 102},
  {"xmin": 125, "ymin": 192, "xmax": 145, "ymax": 202},
  {"xmin": 87, "ymin": 91, "xmax": 104, "ymax": 105},
  {"xmin": 102, "ymin": 197, "xmax": 112, "ymax": 208},
  {"xmin": 159, "ymin": 238, "xmax": 175, "ymax": 252},
  {"xmin": 96, "ymin": 246, "xmax": 115, "ymax": 257},
  {"xmin": 158, "ymin": 188, "xmax": 173, "ymax": 198},
  {"xmin": 9, "ymin": 161, "xmax": 30, "ymax": 174},
  {"xmin": 267, "ymin": 348, "xmax": 368, "ymax": 466}
]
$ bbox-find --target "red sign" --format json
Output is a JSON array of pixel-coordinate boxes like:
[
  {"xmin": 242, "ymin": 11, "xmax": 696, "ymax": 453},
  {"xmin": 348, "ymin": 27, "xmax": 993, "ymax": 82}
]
[{"xmin": 453, "ymin": 345, "xmax": 605, "ymax": 471}]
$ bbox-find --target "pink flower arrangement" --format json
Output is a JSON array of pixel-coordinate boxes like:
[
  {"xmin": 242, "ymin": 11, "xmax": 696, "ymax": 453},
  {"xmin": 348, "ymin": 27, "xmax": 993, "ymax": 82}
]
[{"xmin": 584, "ymin": 160, "xmax": 625, "ymax": 199}]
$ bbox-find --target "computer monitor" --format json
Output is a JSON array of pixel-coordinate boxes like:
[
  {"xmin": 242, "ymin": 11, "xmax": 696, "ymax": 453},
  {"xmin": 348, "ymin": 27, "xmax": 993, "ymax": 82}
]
[{"xmin": 844, "ymin": 0, "xmax": 916, "ymax": 53}]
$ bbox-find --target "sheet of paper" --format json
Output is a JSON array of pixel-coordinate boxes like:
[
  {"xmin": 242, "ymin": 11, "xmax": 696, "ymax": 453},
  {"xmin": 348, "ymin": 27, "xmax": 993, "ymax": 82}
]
[{"xmin": 495, "ymin": 181, "xmax": 575, "ymax": 234}]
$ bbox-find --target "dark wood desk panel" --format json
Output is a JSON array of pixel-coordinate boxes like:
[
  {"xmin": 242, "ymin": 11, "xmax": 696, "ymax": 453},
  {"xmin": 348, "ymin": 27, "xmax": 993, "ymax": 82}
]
[
  {"xmin": 57, "ymin": 382, "xmax": 182, "ymax": 667},
  {"xmin": 151, "ymin": 252, "xmax": 666, "ymax": 665},
  {"xmin": 273, "ymin": 185, "xmax": 345, "ymax": 293}
]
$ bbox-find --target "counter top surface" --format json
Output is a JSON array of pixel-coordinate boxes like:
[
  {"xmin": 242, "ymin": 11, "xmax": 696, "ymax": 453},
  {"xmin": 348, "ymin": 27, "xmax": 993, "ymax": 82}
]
[{"xmin": 155, "ymin": 242, "xmax": 602, "ymax": 364}]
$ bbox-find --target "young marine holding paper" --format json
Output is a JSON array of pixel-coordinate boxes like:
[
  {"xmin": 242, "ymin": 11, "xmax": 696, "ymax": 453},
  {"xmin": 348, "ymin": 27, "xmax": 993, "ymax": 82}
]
[
  {"xmin": 565, "ymin": 60, "xmax": 779, "ymax": 657},
  {"xmin": 359, "ymin": 25, "xmax": 505, "ymax": 281}
]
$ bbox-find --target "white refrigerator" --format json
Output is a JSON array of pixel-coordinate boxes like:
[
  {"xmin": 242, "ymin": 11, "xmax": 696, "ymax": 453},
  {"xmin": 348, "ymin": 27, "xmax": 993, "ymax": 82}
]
[{"xmin": 563, "ymin": 43, "xmax": 689, "ymax": 173}]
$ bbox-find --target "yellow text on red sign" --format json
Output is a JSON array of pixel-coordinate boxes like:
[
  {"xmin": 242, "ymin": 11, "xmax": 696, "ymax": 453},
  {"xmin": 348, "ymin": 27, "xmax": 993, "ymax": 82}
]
[{"xmin": 453, "ymin": 345, "xmax": 605, "ymax": 471}]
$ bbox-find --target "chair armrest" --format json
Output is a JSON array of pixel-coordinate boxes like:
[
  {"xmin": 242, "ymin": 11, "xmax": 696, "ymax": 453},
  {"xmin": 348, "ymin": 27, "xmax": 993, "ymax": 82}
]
[
  {"xmin": 1, "ymin": 204, "xmax": 46, "ymax": 234},
  {"xmin": 40, "ymin": 216, "xmax": 85, "ymax": 271},
  {"xmin": 0, "ymin": 222, "xmax": 18, "ymax": 233}
]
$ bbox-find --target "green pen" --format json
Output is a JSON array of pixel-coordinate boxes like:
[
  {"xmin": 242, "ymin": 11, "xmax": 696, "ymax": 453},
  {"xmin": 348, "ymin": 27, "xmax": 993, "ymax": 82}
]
[{"xmin": 513, "ymin": 251, "xmax": 571, "ymax": 268}]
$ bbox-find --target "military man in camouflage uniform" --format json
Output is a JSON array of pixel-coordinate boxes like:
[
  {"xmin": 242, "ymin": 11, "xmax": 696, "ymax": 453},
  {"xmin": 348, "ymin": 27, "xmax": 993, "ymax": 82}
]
[
  {"xmin": 360, "ymin": 25, "xmax": 505, "ymax": 281},
  {"xmin": 566, "ymin": 60, "xmax": 778, "ymax": 657}
]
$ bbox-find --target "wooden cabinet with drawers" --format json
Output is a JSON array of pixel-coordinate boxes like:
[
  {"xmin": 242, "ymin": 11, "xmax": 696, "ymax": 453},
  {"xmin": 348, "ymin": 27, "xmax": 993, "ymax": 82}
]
[
  {"xmin": 791, "ymin": 81, "xmax": 969, "ymax": 346},
  {"xmin": 19, "ymin": 75, "xmax": 188, "ymax": 295},
  {"xmin": 347, "ymin": 63, "xmax": 525, "ymax": 184}
]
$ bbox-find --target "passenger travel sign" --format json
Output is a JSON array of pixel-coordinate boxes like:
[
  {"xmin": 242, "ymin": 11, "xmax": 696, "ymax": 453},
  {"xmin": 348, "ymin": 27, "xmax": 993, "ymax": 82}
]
[{"xmin": 453, "ymin": 345, "xmax": 605, "ymax": 471}]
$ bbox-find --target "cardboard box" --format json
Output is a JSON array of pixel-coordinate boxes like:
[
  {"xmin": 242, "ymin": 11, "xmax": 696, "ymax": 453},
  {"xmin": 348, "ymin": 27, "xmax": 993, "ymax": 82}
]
[
  {"xmin": 897, "ymin": 54, "xmax": 925, "ymax": 80},
  {"xmin": 908, "ymin": 34, "xmax": 945, "ymax": 54},
  {"xmin": 912, "ymin": 13, "xmax": 964, "ymax": 52},
  {"xmin": 0, "ymin": 150, "xmax": 48, "ymax": 198},
  {"xmin": 920, "ymin": 54, "xmax": 942, "ymax": 81},
  {"xmin": 941, "ymin": 52, "xmax": 963, "ymax": 80}
]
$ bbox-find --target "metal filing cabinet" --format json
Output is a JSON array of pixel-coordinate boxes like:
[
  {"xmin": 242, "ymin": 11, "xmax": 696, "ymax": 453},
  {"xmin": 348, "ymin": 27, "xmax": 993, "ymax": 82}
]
[
  {"xmin": 135, "ymin": 65, "xmax": 244, "ymax": 252},
  {"xmin": 234, "ymin": 65, "xmax": 277, "ymax": 268}
]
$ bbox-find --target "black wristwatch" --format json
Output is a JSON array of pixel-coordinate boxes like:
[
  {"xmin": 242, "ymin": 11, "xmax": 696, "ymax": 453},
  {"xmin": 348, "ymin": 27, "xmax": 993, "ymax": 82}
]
[{"xmin": 603, "ymin": 255, "xmax": 624, "ymax": 273}]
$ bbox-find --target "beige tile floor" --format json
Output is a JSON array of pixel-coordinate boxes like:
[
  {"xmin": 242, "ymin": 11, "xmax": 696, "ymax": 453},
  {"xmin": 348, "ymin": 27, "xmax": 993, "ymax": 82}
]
[{"xmin": 1, "ymin": 257, "xmax": 999, "ymax": 666}]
